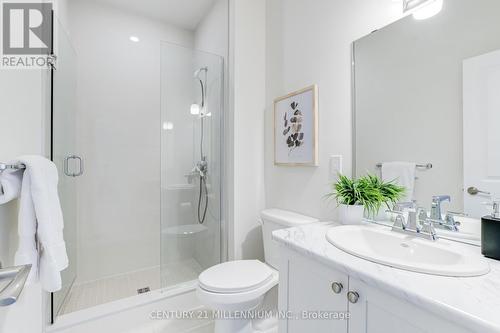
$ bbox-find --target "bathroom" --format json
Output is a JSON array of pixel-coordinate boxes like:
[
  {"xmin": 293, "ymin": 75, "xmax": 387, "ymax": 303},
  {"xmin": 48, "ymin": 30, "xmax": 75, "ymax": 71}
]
[{"xmin": 0, "ymin": 0, "xmax": 499, "ymax": 332}]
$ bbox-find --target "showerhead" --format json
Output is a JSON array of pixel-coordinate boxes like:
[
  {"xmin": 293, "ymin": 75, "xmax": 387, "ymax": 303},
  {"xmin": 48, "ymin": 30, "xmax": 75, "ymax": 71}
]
[{"xmin": 193, "ymin": 67, "xmax": 208, "ymax": 79}]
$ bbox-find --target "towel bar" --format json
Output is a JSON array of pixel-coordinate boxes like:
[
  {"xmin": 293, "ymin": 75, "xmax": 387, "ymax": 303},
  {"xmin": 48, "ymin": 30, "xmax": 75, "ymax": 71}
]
[
  {"xmin": 0, "ymin": 163, "xmax": 26, "ymax": 172},
  {"xmin": 376, "ymin": 163, "xmax": 433, "ymax": 170},
  {"xmin": 0, "ymin": 264, "xmax": 32, "ymax": 306}
]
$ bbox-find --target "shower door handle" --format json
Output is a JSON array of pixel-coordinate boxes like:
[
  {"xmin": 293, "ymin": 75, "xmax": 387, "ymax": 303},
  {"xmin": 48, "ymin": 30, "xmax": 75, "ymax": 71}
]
[{"xmin": 64, "ymin": 155, "xmax": 84, "ymax": 177}]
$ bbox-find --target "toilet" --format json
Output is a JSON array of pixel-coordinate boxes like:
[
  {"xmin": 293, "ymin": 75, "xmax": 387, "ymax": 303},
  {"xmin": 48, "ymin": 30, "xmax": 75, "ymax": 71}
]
[{"xmin": 196, "ymin": 209, "xmax": 319, "ymax": 333}]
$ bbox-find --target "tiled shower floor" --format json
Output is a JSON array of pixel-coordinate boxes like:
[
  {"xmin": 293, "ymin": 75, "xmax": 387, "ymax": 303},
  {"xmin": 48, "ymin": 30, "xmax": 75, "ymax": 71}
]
[{"xmin": 60, "ymin": 259, "xmax": 203, "ymax": 314}]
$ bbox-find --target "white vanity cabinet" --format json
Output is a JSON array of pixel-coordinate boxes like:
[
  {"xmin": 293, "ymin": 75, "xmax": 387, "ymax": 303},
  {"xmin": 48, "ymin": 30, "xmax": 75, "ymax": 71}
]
[
  {"xmin": 347, "ymin": 278, "xmax": 469, "ymax": 333},
  {"xmin": 279, "ymin": 253, "xmax": 349, "ymax": 333},
  {"xmin": 279, "ymin": 249, "xmax": 469, "ymax": 333}
]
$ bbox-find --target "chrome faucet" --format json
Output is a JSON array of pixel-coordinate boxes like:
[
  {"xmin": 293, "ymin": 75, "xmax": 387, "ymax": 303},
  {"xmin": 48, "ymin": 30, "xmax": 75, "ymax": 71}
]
[
  {"xmin": 428, "ymin": 195, "xmax": 464, "ymax": 232},
  {"xmin": 429, "ymin": 211, "xmax": 465, "ymax": 232},
  {"xmin": 442, "ymin": 212, "xmax": 464, "ymax": 231},
  {"xmin": 430, "ymin": 195, "xmax": 450, "ymax": 220},
  {"xmin": 406, "ymin": 210, "xmax": 419, "ymax": 231},
  {"xmin": 388, "ymin": 208, "xmax": 437, "ymax": 241}
]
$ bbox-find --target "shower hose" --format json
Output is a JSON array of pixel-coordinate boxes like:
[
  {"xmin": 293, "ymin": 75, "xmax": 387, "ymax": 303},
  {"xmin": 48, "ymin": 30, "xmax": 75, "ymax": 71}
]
[{"xmin": 198, "ymin": 175, "xmax": 209, "ymax": 224}]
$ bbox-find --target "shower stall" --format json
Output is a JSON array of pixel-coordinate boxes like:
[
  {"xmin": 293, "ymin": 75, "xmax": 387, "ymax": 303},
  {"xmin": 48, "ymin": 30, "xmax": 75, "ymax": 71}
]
[
  {"xmin": 50, "ymin": 17, "xmax": 225, "ymax": 320},
  {"xmin": 160, "ymin": 43, "xmax": 224, "ymax": 290}
]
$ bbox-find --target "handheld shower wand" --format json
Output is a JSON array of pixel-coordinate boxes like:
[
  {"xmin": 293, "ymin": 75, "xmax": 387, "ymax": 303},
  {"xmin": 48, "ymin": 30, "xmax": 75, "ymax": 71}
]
[{"xmin": 193, "ymin": 67, "xmax": 209, "ymax": 224}]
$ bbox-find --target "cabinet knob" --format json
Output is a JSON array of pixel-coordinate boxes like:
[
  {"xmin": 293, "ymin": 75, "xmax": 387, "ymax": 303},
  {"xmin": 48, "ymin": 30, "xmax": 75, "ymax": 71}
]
[
  {"xmin": 347, "ymin": 291, "xmax": 359, "ymax": 303},
  {"xmin": 331, "ymin": 282, "xmax": 343, "ymax": 294}
]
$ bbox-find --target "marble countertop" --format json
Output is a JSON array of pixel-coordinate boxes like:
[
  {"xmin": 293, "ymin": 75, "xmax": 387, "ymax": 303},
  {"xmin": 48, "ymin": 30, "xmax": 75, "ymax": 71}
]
[{"xmin": 272, "ymin": 222, "xmax": 500, "ymax": 333}]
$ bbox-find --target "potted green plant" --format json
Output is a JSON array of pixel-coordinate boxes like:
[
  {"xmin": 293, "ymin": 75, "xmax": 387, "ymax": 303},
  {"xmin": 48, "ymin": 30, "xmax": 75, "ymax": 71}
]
[{"xmin": 327, "ymin": 174, "xmax": 405, "ymax": 225}]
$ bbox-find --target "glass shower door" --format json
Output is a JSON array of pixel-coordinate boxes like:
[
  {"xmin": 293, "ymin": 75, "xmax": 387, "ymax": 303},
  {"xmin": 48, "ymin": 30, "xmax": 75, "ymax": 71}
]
[
  {"xmin": 160, "ymin": 42, "xmax": 224, "ymax": 288},
  {"xmin": 51, "ymin": 18, "xmax": 79, "ymax": 320}
]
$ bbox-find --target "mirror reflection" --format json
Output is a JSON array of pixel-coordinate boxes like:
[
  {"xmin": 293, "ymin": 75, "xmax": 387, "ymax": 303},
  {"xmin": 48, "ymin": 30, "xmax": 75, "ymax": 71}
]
[{"xmin": 353, "ymin": 0, "xmax": 500, "ymax": 245}]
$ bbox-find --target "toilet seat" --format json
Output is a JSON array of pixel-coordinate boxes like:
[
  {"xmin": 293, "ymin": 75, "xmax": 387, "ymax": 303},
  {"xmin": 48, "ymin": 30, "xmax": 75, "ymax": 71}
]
[
  {"xmin": 199, "ymin": 260, "xmax": 275, "ymax": 294},
  {"xmin": 196, "ymin": 209, "xmax": 317, "ymax": 333},
  {"xmin": 197, "ymin": 260, "xmax": 279, "ymax": 307}
]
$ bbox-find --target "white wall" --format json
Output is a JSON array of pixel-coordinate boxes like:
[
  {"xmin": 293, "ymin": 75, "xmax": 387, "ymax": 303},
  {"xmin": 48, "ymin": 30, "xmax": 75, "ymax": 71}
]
[
  {"xmin": 264, "ymin": 0, "xmax": 403, "ymax": 220},
  {"xmin": 68, "ymin": 0, "xmax": 194, "ymax": 282},
  {"xmin": 160, "ymin": 43, "xmax": 196, "ymax": 189},
  {"xmin": 54, "ymin": 0, "xmax": 70, "ymax": 30},
  {"xmin": 195, "ymin": 0, "xmax": 228, "ymax": 58},
  {"xmin": 0, "ymin": 0, "xmax": 56, "ymax": 324},
  {"xmin": 194, "ymin": 0, "xmax": 230, "ymax": 262},
  {"xmin": 229, "ymin": 0, "xmax": 266, "ymax": 260},
  {"xmin": 191, "ymin": 0, "xmax": 229, "ymax": 266},
  {"xmin": 0, "ymin": 1, "xmax": 73, "ymax": 330},
  {"xmin": 0, "ymin": 16, "xmax": 53, "ymax": 333},
  {"xmin": 0, "ymin": 70, "xmax": 47, "ymax": 333},
  {"xmin": 0, "ymin": 70, "xmax": 45, "ymax": 263}
]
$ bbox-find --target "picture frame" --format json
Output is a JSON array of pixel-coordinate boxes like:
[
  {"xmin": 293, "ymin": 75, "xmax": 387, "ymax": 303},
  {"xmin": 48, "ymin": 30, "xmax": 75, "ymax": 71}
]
[{"xmin": 274, "ymin": 85, "xmax": 318, "ymax": 166}]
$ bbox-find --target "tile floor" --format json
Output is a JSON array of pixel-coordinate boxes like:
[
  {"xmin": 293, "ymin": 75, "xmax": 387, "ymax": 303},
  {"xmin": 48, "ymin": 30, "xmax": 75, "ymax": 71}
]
[{"xmin": 60, "ymin": 258, "xmax": 203, "ymax": 314}]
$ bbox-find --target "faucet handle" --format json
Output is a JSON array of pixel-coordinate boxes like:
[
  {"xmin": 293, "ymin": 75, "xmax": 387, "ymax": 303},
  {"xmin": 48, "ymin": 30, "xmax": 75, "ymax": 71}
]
[
  {"xmin": 443, "ymin": 211, "xmax": 463, "ymax": 231},
  {"xmin": 417, "ymin": 206, "xmax": 427, "ymax": 215},
  {"xmin": 393, "ymin": 201, "xmax": 416, "ymax": 211},
  {"xmin": 387, "ymin": 210, "xmax": 406, "ymax": 228},
  {"xmin": 417, "ymin": 207, "xmax": 428, "ymax": 222},
  {"xmin": 446, "ymin": 211, "xmax": 467, "ymax": 217},
  {"xmin": 394, "ymin": 214, "xmax": 407, "ymax": 230},
  {"xmin": 421, "ymin": 219, "xmax": 438, "ymax": 240},
  {"xmin": 432, "ymin": 195, "xmax": 451, "ymax": 203}
]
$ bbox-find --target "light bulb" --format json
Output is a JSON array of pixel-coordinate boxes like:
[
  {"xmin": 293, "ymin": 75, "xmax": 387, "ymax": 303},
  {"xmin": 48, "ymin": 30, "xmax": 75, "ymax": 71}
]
[
  {"xmin": 129, "ymin": 36, "xmax": 140, "ymax": 42},
  {"xmin": 413, "ymin": 0, "xmax": 443, "ymax": 20},
  {"xmin": 190, "ymin": 104, "xmax": 201, "ymax": 115}
]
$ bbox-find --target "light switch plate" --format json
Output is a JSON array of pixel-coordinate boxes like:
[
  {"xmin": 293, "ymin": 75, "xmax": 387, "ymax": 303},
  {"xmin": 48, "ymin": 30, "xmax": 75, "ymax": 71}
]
[{"xmin": 329, "ymin": 155, "xmax": 343, "ymax": 181}]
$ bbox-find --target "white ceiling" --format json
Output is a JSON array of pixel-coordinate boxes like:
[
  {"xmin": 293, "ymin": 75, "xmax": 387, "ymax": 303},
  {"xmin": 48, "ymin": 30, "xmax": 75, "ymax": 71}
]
[{"xmin": 93, "ymin": 0, "xmax": 217, "ymax": 30}]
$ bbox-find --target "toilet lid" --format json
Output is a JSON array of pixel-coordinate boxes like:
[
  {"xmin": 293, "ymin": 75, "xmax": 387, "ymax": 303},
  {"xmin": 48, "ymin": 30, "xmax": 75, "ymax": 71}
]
[{"xmin": 199, "ymin": 260, "xmax": 274, "ymax": 293}]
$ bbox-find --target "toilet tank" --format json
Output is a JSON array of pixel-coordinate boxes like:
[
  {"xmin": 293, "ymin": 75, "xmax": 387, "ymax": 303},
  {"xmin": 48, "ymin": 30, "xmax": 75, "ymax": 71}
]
[{"xmin": 261, "ymin": 209, "xmax": 319, "ymax": 269}]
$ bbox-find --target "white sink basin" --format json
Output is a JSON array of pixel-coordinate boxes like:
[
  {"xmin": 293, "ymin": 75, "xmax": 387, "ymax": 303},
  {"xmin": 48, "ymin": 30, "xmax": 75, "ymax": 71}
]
[{"xmin": 326, "ymin": 226, "xmax": 490, "ymax": 277}]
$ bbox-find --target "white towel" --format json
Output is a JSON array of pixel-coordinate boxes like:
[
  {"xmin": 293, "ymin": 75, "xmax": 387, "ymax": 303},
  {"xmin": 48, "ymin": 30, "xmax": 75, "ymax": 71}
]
[
  {"xmin": 14, "ymin": 155, "xmax": 68, "ymax": 292},
  {"xmin": 381, "ymin": 162, "xmax": 416, "ymax": 202},
  {"xmin": 0, "ymin": 169, "xmax": 23, "ymax": 204}
]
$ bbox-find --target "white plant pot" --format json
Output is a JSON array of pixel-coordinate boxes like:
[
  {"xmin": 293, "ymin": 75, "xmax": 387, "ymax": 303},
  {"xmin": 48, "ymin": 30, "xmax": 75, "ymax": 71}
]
[{"xmin": 339, "ymin": 204, "xmax": 365, "ymax": 225}]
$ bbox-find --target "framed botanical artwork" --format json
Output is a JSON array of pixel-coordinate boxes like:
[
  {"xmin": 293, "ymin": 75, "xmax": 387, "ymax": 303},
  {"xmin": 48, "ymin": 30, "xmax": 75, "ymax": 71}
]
[{"xmin": 274, "ymin": 85, "xmax": 318, "ymax": 166}]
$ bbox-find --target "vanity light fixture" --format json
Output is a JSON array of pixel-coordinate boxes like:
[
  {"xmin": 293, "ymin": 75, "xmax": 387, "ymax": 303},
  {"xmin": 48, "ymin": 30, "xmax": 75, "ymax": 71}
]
[
  {"xmin": 129, "ymin": 35, "xmax": 140, "ymax": 42},
  {"xmin": 403, "ymin": 0, "xmax": 443, "ymax": 20}
]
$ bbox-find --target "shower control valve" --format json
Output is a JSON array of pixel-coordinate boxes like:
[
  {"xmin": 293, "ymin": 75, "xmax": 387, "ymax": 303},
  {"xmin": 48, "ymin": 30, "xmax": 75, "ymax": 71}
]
[{"xmin": 196, "ymin": 159, "xmax": 208, "ymax": 177}]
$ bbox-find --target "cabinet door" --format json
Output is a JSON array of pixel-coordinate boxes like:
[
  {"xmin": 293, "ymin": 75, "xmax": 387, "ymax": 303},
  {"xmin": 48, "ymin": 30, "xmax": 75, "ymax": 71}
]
[
  {"xmin": 348, "ymin": 278, "xmax": 469, "ymax": 333},
  {"xmin": 284, "ymin": 254, "xmax": 349, "ymax": 333}
]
